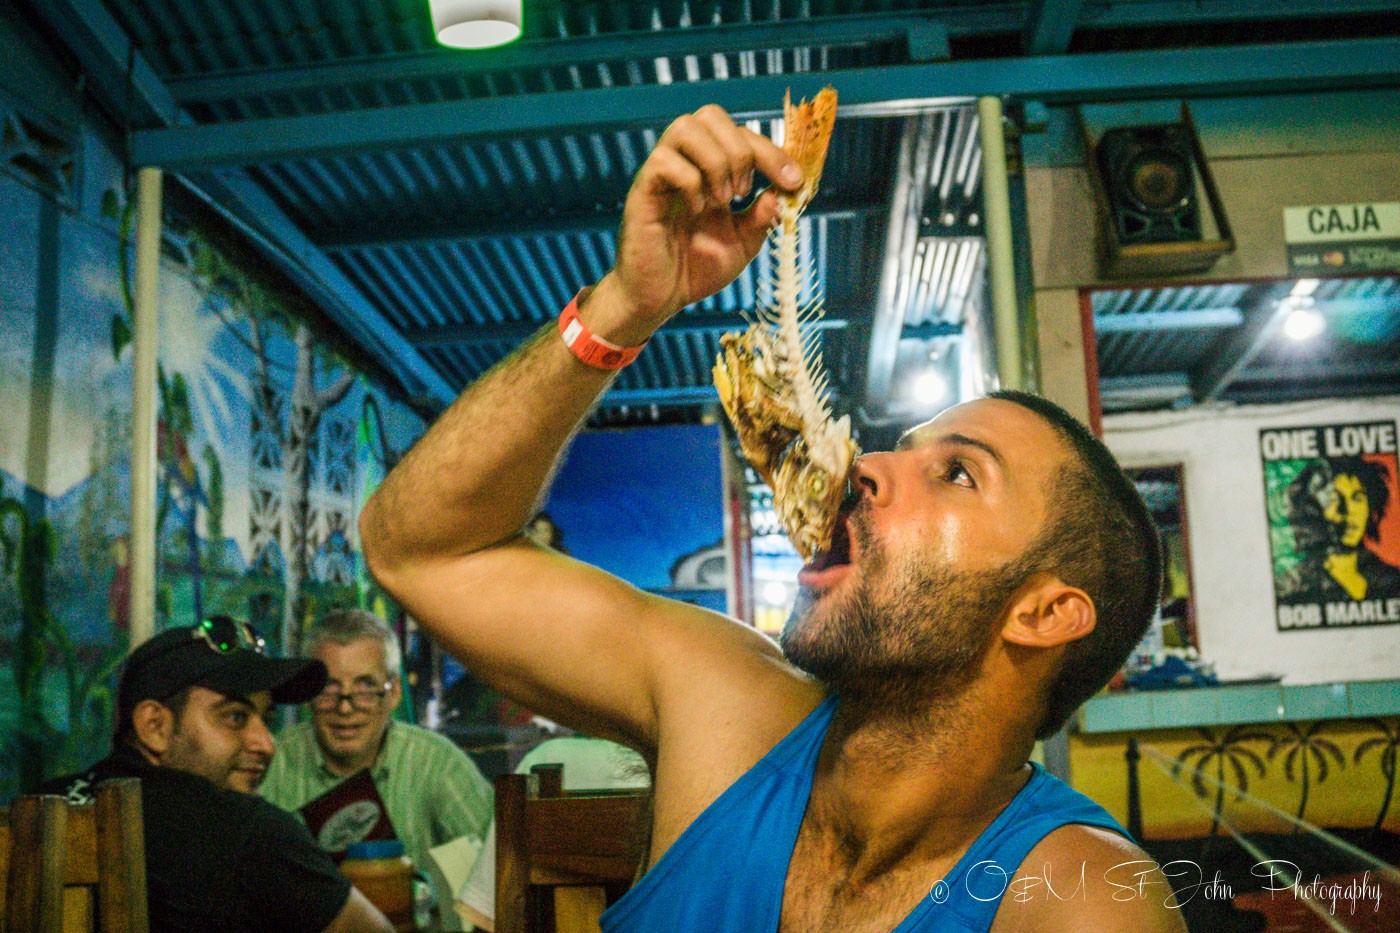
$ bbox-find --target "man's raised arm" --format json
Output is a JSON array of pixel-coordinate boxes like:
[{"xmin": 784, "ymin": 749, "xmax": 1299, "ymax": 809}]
[{"xmin": 359, "ymin": 106, "xmax": 803, "ymax": 747}]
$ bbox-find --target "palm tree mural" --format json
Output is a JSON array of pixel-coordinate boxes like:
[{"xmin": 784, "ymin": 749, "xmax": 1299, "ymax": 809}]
[
  {"xmin": 1268, "ymin": 721, "xmax": 1346, "ymax": 831},
  {"xmin": 187, "ymin": 238, "xmax": 353, "ymax": 653},
  {"xmin": 1, "ymin": 495, "xmax": 56, "ymax": 791},
  {"xmin": 1, "ymin": 495, "xmax": 128, "ymax": 788},
  {"xmin": 1173, "ymin": 725, "xmax": 1271, "ymax": 837},
  {"xmin": 1353, "ymin": 718, "xmax": 1400, "ymax": 837},
  {"xmin": 248, "ymin": 318, "xmax": 353, "ymax": 653}
]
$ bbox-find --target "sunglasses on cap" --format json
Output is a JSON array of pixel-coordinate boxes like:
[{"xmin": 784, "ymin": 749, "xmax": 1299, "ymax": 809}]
[
  {"xmin": 195, "ymin": 615, "xmax": 267, "ymax": 654},
  {"xmin": 140, "ymin": 617, "xmax": 267, "ymax": 665},
  {"xmin": 118, "ymin": 616, "xmax": 278, "ymax": 713}
]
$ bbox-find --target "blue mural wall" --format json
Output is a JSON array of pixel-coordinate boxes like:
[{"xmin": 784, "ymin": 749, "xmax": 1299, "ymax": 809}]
[
  {"xmin": 547, "ymin": 425, "xmax": 728, "ymax": 610},
  {"xmin": 0, "ymin": 132, "xmax": 423, "ymax": 799}
]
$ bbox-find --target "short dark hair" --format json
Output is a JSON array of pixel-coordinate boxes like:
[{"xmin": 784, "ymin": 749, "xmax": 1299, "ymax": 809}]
[
  {"xmin": 115, "ymin": 686, "xmax": 195, "ymax": 747},
  {"xmin": 988, "ymin": 391, "xmax": 1162, "ymax": 739}
]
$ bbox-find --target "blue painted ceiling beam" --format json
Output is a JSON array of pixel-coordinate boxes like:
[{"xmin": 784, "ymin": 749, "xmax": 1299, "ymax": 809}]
[
  {"xmin": 316, "ymin": 196, "xmax": 882, "ymax": 251},
  {"xmin": 1093, "ymin": 307, "xmax": 1244, "ymax": 333},
  {"xmin": 1078, "ymin": 0, "xmax": 1400, "ymax": 29},
  {"xmin": 131, "ymin": 36, "xmax": 1400, "ymax": 171},
  {"xmin": 28, "ymin": 0, "xmax": 457, "ymax": 408},
  {"xmin": 162, "ymin": 2, "xmax": 1395, "ymax": 105},
  {"xmin": 1023, "ymin": 0, "xmax": 1085, "ymax": 56},
  {"xmin": 27, "ymin": 0, "xmax": 180, "ymax": 126},
  {"xmin": 168, "ymin": 13, "xmax": 949, "ymax": 104}
]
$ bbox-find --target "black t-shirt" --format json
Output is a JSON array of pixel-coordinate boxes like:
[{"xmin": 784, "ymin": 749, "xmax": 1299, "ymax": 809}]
[{"xmin": 42, "ymin": 748, "xmax": 351, "ymax": 933}]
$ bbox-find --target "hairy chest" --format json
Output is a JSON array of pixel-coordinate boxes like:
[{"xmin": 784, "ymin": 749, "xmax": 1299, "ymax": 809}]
[{"xmin": 777, "ymin": 821, "xmax": 963, "ymax": 933}]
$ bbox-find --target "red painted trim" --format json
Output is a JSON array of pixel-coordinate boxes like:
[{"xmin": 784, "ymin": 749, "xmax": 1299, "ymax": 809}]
[{"xmin": 1078, "ymin": 288, "xmax": 1104, "ymax": 438}]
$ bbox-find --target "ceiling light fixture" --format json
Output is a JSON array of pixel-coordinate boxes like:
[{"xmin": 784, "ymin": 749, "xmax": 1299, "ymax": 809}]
[
  {"xmin": 1283, "ymin": 307, "xmax": 1325, "ymax": 342},
  {"xmin": 911, "ymin": 369, "xmax": 949, "ymax": 408},
  {"xmin": 430, "ymin": 0, "xmax": 522, "ymax": 49}
]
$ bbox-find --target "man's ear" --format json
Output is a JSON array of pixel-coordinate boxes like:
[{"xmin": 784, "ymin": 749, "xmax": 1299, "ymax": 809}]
[
  {"xmin": 1002, "ymin": 575, "xmax": 1096, "ymax": 648},
  {"xmin": 131, "ymin": 699, "xmax": 176, "ymax": 757}
]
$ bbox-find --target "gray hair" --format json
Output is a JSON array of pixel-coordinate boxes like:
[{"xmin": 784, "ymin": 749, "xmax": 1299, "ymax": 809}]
[{"xmin": 302, "ymin": 608, "xmax": 403, "ymax": 678}]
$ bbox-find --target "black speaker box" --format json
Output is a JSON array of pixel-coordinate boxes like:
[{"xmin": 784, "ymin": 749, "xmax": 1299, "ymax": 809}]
[
  {"xmin": 1096, "ymin": 123, "xmax": 1202, "ymax": 245},
  {"xmin": 1080, "ymin": 104, "xmax": 1234, "ymax": 278}
]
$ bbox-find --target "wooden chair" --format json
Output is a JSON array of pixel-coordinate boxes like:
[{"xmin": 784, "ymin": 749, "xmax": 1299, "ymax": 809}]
[
  {"xmin": 494, "ymin": 764, "xmax": 649, "ymax": 933},
  {"xmin": 1, "ymin": 778, "xmax": 149, "ymax": 933}
]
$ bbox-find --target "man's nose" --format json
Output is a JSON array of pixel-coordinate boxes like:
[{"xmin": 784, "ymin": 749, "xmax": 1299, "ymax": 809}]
[
  {"xmin": 851, "ymin": 452, "xmax": 895, "ymax": 508},
  {"xmin": 246, "ymin": 718, "xmax": 275, "ymax": 757}
]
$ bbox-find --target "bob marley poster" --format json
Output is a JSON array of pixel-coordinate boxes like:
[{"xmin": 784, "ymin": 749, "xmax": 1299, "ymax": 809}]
[{"xmin": 1261, "ymin": 420, "xmax": 1400, "ymax": 631}]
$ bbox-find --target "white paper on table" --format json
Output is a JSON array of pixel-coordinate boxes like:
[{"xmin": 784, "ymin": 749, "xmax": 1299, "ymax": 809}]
[
  {"xmin": 425, "ymin": 832, "xmax": 484, "ymax": 930},
  {"xmin": 455, "ymin": 821, "xmax": 496, "ymax": 928}
]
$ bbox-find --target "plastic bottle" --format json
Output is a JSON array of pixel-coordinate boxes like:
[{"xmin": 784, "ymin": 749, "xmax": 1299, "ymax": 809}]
[{"xmin": 342, "ymin": 839, "xmax": 415, "ymax": 932}]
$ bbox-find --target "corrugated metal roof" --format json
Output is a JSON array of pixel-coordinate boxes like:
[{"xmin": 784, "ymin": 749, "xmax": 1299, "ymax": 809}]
[
  {"xmin": 37, "ymin": 0, "xmax": 1400, "ymax": 421},
  {"xmin": 102, "ymin": 0, "xmax": 922, "ymax": 417},
  {"xmin": 1093, "ymin": 276, "xmax": 1400, "ymax": 408},
  {"xmin": 1093, "ymin": 282, "xmax": 1254, "ymax": 378}
]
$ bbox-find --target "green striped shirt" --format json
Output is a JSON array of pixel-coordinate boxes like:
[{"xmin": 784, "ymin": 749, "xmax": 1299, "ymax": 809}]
[{"xmin": 261, "ymin": 720, "xmax": 493, "ymax": 930}]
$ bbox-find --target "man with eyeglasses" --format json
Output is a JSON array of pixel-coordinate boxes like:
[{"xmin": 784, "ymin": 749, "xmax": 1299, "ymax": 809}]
[
  {"xmin": 43, "ymin": 617, "xmax": 396, "ymax": 933},
  {"xmin": 261, "ymin": 608, "xmax": 493, "ymax": 930}
]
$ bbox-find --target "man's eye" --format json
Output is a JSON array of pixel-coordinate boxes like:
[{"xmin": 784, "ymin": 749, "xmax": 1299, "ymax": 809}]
[
  {"xmin": 947, "ymin": 461, "xmax": 974, "ymax": 487},
  {"xmin": 225, "ymin": 711, "xmax": 249, "ymax": 728}
]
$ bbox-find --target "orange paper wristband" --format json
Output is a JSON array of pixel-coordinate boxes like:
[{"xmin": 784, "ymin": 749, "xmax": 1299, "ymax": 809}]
[{"xmin": 557, "ymin": 292, "xmax": 647, "ymax": 370}]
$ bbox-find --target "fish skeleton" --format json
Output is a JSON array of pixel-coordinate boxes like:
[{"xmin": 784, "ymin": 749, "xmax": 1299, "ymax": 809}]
[{"xmin": 713, "ymin": 87, "xmax": 859, "ymax": 561}]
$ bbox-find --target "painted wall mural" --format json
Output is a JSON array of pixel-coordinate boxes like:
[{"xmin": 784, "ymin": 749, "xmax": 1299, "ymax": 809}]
[
  {"xmin": 1071, "ymin": 720, "xmax": 1400, "ymax": 931},
  {"xmin": 546, "ymin": 424, "xmax": 729, "ymax": 611},
  {"xmin": 0, "ymin": 172, "xmax": 424, "ymax": 797}
]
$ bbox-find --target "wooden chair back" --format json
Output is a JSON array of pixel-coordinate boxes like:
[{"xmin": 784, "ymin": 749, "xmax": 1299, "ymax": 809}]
[
  {"xmin": 494, "ymin": 764, "xmax": 649, "ymax": 933},
  {"xmin": 1, "ymin": 778, "xmax": 148, "ymax": 933}
]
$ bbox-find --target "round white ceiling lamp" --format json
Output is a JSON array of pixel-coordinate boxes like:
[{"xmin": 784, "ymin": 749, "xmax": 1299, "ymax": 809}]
[
  {"xmin": 431, "ymin": 0, "xmax": 522, "ymax": 49},
  {"xmin": 911, "ymin": 369, "xmax": 950, "ymax": 408},
  {"xmin": 1283, "ymin": 307, "xmax": 1325, "ymax": 342}
]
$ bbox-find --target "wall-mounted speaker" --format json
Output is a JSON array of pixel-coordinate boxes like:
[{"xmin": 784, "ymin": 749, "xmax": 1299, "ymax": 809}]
[
  {"xmin": 1081, "ymin": 104, "xmax": 1234, "ymax": 279},
  {"xmin": 1096, "ymin": 124, "xmax": 1201, "ymax": 245}
]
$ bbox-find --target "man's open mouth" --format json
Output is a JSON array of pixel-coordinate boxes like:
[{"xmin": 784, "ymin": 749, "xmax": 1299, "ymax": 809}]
[{"xmin": 806, "ymin": 514, "xmax": 852, "ymax": 573}]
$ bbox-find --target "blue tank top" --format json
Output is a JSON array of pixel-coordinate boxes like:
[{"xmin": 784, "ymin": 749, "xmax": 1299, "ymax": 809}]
[{"xmin": 601, "ymin": 694, "xmax": 1127, "ymax": 932}]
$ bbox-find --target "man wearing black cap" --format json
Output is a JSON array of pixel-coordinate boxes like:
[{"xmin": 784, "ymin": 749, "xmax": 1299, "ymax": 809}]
[{"xmin": 44, "ymin": 617, "xmax": 395, "ymax": 933}]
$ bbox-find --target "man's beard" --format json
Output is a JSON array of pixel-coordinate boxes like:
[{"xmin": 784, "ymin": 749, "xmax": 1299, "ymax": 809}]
[{"xmin": 781, "ymin": 504, "xmax": 1042, "ymax": 709}]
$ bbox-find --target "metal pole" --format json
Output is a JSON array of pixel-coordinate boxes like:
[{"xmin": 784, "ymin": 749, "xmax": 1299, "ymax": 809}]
[
  {"xmin": 129, "ymin": 167, "xmax": 163, "ymax": 649},
  {"xmin": 1003, "ymin": 112, "xmax": 1041, "ymax": 394},
  {"xmin": 1126, "ymin": 737, "xmax": 1144, "ymax": 842},
  {"xmin": 977, "ymin": 96, "xmax": 1021, "ymax": 391}
]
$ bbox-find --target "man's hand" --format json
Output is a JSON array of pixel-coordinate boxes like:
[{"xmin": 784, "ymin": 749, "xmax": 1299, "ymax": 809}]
[{"xmin": 582, "ymin": 104, "xmax": 802, "ymax": 347}]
